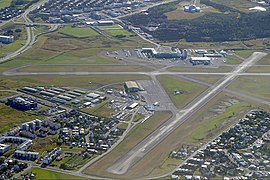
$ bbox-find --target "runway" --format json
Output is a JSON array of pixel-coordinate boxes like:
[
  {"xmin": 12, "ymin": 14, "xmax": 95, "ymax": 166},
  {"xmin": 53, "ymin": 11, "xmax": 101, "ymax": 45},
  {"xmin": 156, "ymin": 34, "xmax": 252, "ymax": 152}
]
[{"xmin": 106, "ymin": 52, "xmax": 267, "ymax": 175}]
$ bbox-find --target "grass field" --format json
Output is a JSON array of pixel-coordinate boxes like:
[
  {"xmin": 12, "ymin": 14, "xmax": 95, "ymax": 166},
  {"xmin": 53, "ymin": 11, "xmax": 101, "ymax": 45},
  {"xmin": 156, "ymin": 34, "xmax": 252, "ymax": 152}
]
[
  {"xmin": 185, "ymin": 75, "xmax": 223, "ymax": 84},
  {"xmin": 29, "ymin": 135, "xmax": 58, "ymax": 154},
  {"xmin": 157, "ymin": 75, "xmax": 207, "ymax": 109},
  {"xmin": 255, "ymin": 53, "xmax": 270, "ymax": 65},
  {"xmin": 0, "ymin": 103, "xmax": 40, "ymax": 133},
  {"xmin": 211, "ymin": 0, "xmax": 256, "ymax": 12},
  {"xmin": 0, "ymin": 0, "xmax": 12, "ymax": 8},
  {"xmin": 26, "ymin": 168, "xmax": 90, "ymax": 180},
  {"xmin": 167, "ymin": 66, "xmax": 233, "ymax": 73},
  {"xmin": 0, "ymin": 75, "xmax": 150, "ymax": 90},
  {"xmin": 188, "ymin": 103, "xmax": 250, "ymax": 142},
  {"xmin": 104, "ymin": 29, "xmax": 133, "ymax": 37},
  {"xmin": 247, "ymin": 66, "xmax": 270, "ymax": 73},
  {"xmin": 235, "ymin": 49, "xmax": 257, "ymax": 58},
  {"xmin": 229, "ymin": 76, "xmax": 270, "ymax": 101},
  {"xmin": 0, "ymin": 91, "xmax": 18, "ymax": 98},
  {"xmin": 81, "ymin": 101, "xmax": 112, "ymax": 118},
  {"xmin": 18, "ymin": 65, "xmax": 153, "ymax": 72},
  {"xmin": 97, "ymin": 24, "xmax": 122, "ymax": 29},
  {"xmin": 84, "ymin": 111, "xmax": 173, "ymax": 178},
  {"xmin": 59, "ymin": 26, "xmax": 99, "ymax": 38},
  {"xmin": 226, "ymin": 55, "xmax": 243, "ymax": 65}
]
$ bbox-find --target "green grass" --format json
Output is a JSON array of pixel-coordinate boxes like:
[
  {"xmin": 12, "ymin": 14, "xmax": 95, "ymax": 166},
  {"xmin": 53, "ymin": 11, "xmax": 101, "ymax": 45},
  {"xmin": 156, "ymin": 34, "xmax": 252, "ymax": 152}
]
[
  {"xmin": 185, "ymin": 75, "xmax": 223, "ymax": 84},
  {"xmin": 0, "ymin": 103, "xmax": 40, "ymax": 133},
  {"xmin": 0, "ymin": 0, "xmax": 12, "ymax": 8},
  {"xmin": 0, "ymin": 91, "xmax": 18, "ymax": 98},
  {"xmin": 255, "ymin": 53, "xmax": 270, "ymax": 65},
  {"xmin": 97, "ymin": 24, "xmax": 122, "ymax": 29},
  {"xmin": 235, "ymin": 50, "xmax": 257, "ymax": 58},
  {"xmin": 2, "ymin": 114, "xmax": 35, "ymax": 136},
  {"xmin": 64, "ymin": 154, "xmax": 95, "ymax": 170},
  {"xmin": 81, "ymin": 101, "xmax": 112, "ymax": 118},
  {"xmin": 229, "ymin": 76, "xmax": 270, "ymax": 101},
  {"xmin": 104, "ymin": 29, "xmax": 133, "ymax": 37},
  {"xmin": 59, "ymin": 26, "xmax": 99, "ymax": 38},
  {"xmin": 226, "ymin": 55, "xmax": 243, "ymax": 64},
  {"xmin": 247, "ymin": 66, "xmax": 270, "ymax": 73},
  {"xmin": 26, "ymin": 168, "xmax": 90, "ymax": 180},
  {"xmin": 157, "ymin": 75, "xmax": 207, "ymax": 109},
  {"xmin": 118, "ymin": 123, "xmax": 128, "ymax": 130},
  {"xmin": 29, "ymin": 135, "xmax": 58, "ymax": 154},
  {"xmin": 189, "ymin": 103, "xmax": 250, "ymax": 142}
]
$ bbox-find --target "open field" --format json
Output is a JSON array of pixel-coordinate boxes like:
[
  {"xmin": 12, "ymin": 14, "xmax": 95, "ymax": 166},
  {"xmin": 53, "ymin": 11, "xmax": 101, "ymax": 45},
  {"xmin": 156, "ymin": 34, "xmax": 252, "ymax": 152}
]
[
  {"xmin": 229, "ymin": 76, "xmax": 270, "ymax": 101},
  {"xmin": 104, "ymin": 29, "xmax": 134, "ymax": 37},
  {"xmin": 81, "ymin": 101, "xmax": 112, "ymax": 118},
  {"xmin": 0, "ymin": 103, "xmax": 40, "ymax": 133},
  {"xmin": 0, "ymin": 0, "xmax": 12, "ymax": 8},
  {"xmin": 0, "ymin": 75, "xmax": 150, "ymax": 90},
  {"xmin": 29, "ymin": 135, "xmax": 58, "ymax": 154},
  {"xmin": 235, "ymin": 49, "xmax": 258, "ymax": 58},
  {"xmin": 0, "ymin": 91, "xmax": 18, "ymax": 98},
  {"xmin": 97, "ymin": 24, "xmax": 122, "ymax": 29},
  {"xmin": 255, "ymin": 52, "xmax": 270, "ymax": 65},
  {"xmin": 184, "ymin": 75, "xmax": 223, "ymax": 84},
  {"xmin": 226, "ymin": 55, "xmax": 243, "ymax": 65},
  {"xmin": 211, "ymin": 0, "xmax": 257, "ymax": 12},
  {"xmin": 157, "ymin": 75, "xmax": 207, "ymax": 109},
  {"xmin": 84, "ymin": 111, "xmax": 173, "ymax": 178},
  {"xmin": 188, "ymin": 103, "xmax": 250, "ymax": 142},
  {"xmin": 17, "ymin": 65, "xmax": 153, "ymax": 72},
  {"xmin": 246, "ymin": 66, "xmax": 270, "ymax": 73},
  {"xmin": 167, "ymin": 66, "xmax": 233, "ymax": 73},
  {"xmin": 59, "ymin": 26, "xmax": 99, "ymax": 38},
  {"xmin": 25, "ymin": 168, "xmax": 90, "ymax": 180}
]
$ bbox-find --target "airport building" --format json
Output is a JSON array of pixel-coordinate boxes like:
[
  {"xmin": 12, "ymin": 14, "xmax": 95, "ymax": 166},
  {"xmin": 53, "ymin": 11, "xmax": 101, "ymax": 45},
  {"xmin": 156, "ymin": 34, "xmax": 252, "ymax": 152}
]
[
  {"xmin": 141, "ymin": 46, "xmax": 184, "ymax": 59},
  {"xmin": 124, "ymin": 81, "xmax": 141, "ymax": 93},
  {"xmin": 190, "ymin": 57, "xmax": 211, "ymax": 65},
  {"xmin": 0, "ymin": 35, "xmax": 14, "ymax": 44},
  {"xmin": 6, "ymin": 96, "xmax": 37, "ymax": 111}
]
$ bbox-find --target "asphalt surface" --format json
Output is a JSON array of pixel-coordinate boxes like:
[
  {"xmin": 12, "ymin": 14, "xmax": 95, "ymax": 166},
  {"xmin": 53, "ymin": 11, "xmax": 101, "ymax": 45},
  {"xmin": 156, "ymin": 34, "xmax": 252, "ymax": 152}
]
[{"xmin": 106, "ymin": 52, "xmax": 267, "ymax": 175}]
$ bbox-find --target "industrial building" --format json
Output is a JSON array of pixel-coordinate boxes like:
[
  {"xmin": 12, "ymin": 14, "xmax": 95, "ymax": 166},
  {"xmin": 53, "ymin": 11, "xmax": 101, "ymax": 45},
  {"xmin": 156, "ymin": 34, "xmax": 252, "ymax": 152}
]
[
  {"xmin": 190, "ymin": 57, "xmax": 211, "ymax": 65},
  {"xmin": 124, "ymin": 81, "xmax": 141, "ymax": 93},
  {"xmin": 0, "ymin": 35, "xmax": 14, "ymax": 43},
  {"xmin": 6, "ymin": 96, "xmax": 37, "ymax": 111},
  {"xmin": 141, "ymin": 46, "xmax": 183, "ymax": 59}
]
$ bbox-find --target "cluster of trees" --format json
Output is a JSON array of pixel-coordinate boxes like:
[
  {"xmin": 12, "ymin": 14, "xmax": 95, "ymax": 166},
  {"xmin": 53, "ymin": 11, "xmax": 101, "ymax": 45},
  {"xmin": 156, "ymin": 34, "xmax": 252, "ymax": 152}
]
[{"xmin": 123, "ymin": 1, "xmax": 270, "ymax": 42}]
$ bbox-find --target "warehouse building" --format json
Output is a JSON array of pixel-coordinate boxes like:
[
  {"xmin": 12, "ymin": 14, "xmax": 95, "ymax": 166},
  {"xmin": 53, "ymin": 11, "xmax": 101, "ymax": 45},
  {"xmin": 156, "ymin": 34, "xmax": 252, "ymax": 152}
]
[
  {"xmin": 0, "ymin": 35, "xmax": 14, "ymax": 44},
  {"xmin": 124, "ymin": 81, "xmax": 141, "ymax": 93},
  {"xmin": 190, "ymin": 57, "xmax": 211, "ymax": 65},
  {"xmin": 142, "ymin": 46, "xmax": 183, "ymax": 59}
]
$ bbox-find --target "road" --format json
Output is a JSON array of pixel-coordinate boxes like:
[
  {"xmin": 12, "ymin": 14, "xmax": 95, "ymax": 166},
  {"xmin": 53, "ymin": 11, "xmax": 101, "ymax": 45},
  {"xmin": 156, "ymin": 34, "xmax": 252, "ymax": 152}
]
[
  {"xmin": 106, "ymin": 52, "xmax": 267, "ymax": 175},
  {"xmin": 0, "ymin": 0, "xmax": 50, "ymax": 63}
]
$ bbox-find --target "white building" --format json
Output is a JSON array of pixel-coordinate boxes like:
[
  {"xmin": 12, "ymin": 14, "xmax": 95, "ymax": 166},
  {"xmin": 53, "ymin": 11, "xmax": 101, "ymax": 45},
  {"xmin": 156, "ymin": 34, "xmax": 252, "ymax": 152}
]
[
  {"xmin": 0, "ymin": 144, "xmax": 10, "ymax": 154},
  {"xmin": 184, "ymin": 4, "xmax": 201, "ymax": 13},
  {"xmin": 0, "ymin": 35, "xmax": 14, "ymax": 44}
]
